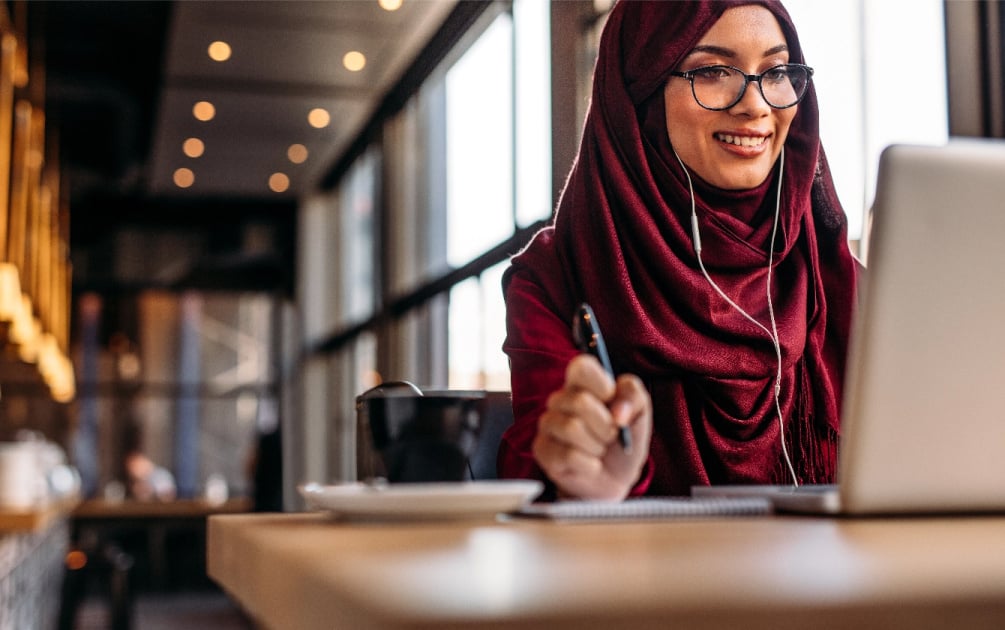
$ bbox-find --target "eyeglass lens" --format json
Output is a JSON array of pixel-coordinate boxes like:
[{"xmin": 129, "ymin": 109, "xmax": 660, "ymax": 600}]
[{"xmin": 691, "ymin": 65, "xmax": 810, "ymax": 109}]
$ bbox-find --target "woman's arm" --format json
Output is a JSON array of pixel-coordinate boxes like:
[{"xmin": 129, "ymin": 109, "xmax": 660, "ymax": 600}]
[{"xmin": 501, "ymin": 272, "xmax": 652, "ymax": 500}]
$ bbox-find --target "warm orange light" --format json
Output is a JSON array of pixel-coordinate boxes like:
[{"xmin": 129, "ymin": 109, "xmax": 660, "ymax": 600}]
[
  {"xmin": 183, "ymin": 138, "xmax": 205, "ymax": 158},
  {"xmin": 174, "ymin": 168, "xmax": 195, "ymax": 188},
  {"xmin": 307, "ymin": 108, "xmax": 330, "ymax": 129},
  {"xmin": 0, "ymin": 263, "xmax": 22, "ymax": 322},
  {"xmin": 208, "ymin": 41, "xmax": 232, "ymax": 62},
  {"xmin": 362, "ymin": 370, "xmax": 382, "ymax": 389},
  {"xmin": 378, "ymin": 0, "xmax": 404, "ymax": 10},
  {"xmin": 27, "ymin": 148, "xmax": 43, "ymax": 168},
  {"xmin": 66, "ymin": 550, "xmax": 88, "ymax": 571},
  {"xmin": 193, "ymin": 101, "xmax": 216, "ymax": 122},
  {"xmin": 287, "ymin": 144, "xmax": 308, "ymax": 164},
  {"xmin": 268, "ymin": 173, "xmax": 290, "ymax": 193},
  {"xmin": 343, "ymin": 51, "xmax": 366, "ymax": 72}
]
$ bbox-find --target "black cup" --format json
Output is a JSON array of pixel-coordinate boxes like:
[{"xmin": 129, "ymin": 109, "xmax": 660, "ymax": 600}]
[{"xmin": 356, "ymin": 382, "xmax": 484, "ymax": 483}]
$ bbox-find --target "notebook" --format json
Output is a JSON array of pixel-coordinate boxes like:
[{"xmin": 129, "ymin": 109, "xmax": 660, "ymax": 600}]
[
  {"xmin": 516, "ymin": 496, "xmax": 773, "ymax": 522},
  {"xmin": 694, "ymin": 139, "xmax": 1005, "ymax": 515}
]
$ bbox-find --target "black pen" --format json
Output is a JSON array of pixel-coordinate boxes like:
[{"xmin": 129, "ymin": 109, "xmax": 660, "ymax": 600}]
[{"xmin": 572, "ymin": 303, "xmax": 632, "ymax": 454}]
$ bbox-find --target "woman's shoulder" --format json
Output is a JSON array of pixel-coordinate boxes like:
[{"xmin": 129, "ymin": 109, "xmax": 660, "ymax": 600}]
[
  {"xmin": 511, "ymin": 225, "xmax": 556, "ymax": 265},
  {"xmin": 504, "ymin": 225, "xmax": 559, "ymax": 292}
]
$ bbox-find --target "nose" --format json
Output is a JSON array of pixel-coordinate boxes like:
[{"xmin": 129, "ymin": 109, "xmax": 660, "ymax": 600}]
[{"xmin": 731, "ymin": 78, "xmax": 771, "ymax": 115}]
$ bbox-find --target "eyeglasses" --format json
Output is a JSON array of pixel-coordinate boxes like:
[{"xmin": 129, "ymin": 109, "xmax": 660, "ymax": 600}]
[{"xmin": 668, "ymin": 64, "xmax": 814, "ymax": 111}]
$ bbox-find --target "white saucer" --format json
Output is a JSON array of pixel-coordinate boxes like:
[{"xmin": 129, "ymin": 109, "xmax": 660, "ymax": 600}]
[{"xmin": 298, "ymin": 479, "xmax": 544, "ymax": 521}]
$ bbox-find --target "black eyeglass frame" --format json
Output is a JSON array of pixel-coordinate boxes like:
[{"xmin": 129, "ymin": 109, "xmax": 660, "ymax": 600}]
[{"xmin": 668, "ymin": 63, "xmax": 814, "ymax": 111}]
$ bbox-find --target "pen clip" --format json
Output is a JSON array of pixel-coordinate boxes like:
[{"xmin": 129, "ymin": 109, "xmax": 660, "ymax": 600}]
[
  {"xmin": 572, "ymin": 303, "xmax": 613, "ymax": 376},
  {"xmin": 572, "ymin": 302, "xmax": 631, "ymax": 453}
]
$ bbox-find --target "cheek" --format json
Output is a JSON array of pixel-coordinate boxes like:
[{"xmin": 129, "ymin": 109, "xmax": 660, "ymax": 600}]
[
  {"xmin": 663, "ymin": 89, "xmax": 704, "ymax": 155},
  {"xmin": 776, "ymin": 109, "xmax": 798, "ymax": 144}
]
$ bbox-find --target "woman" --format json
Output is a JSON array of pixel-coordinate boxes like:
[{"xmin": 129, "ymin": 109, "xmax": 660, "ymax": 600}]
[{"xmin": 499, "ymin": 0, "xmax": 858, "ymax": 500}]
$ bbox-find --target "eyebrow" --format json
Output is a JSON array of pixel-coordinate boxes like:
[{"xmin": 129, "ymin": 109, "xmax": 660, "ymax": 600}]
[{"xmin": 686, "ymin": 44, "xmax": 789, "ymax": 60}]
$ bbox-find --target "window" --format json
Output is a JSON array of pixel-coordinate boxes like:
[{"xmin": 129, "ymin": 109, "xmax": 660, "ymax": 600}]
[
  {"xmin": 338, "ymin": 150, "xmax": 379, "ymax": 324},
  {"xmin": 448, "ymin": 261, "xmax": 509, "ymax": 390},
  {"xmin": 445, "ymin": 0, "xmax": 551, "ymax": 388},
  {"xmin": 73, "ymin": 291, "xmax": 277, "ymax": 502},
  {"xmin": 780, "ymin": 1, "xmax": 948, "ymax": 241}
]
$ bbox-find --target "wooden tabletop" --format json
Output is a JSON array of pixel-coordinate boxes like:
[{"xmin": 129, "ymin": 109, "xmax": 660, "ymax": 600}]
[
  {"xmin": 73, "ymin": 497, "xmax": 250, "ymax": 521},
  {"xmin": 207, "ymin": 512, "xmax": 1005, "ymax": 630},
  {"xmin": 0, "ymin": 497, "xmax": 79, "ymax": 533}
]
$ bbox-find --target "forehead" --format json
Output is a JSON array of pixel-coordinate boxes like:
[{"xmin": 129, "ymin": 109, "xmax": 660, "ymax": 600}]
[{"xmin": 696, "ymin": 5, "xmax": 786, "ymax": 49}]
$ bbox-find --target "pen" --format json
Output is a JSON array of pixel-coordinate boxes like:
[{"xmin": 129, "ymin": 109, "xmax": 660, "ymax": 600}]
[{"xmin": 572, "ymin": 303, "xmax": 632, "ymax": 454}]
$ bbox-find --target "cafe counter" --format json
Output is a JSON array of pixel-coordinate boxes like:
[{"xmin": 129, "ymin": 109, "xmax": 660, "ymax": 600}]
[{"xmin": 208, "ymin": 511, "xmax": 1005, "ymax": 630}]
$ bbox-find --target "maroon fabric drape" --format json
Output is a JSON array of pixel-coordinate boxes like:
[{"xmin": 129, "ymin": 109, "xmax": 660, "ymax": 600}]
[{"xmin": 499, "ymin": 0, "xmax": 858, "ymax": 496}]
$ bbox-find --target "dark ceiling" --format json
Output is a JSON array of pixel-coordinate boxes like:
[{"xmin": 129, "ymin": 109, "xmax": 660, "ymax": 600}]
[
  {"xmin": 28, "ymin": 1, "xmax": 169, "ymax": 200},
  {"xmin": 21, "ymin": 0, "xmax": 458, "ymax": 296}
]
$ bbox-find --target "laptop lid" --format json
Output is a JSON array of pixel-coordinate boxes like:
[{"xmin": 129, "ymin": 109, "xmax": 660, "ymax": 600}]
[{"xmin": 837, "ymin": 139, "xmax": 1005, "ymax": 514}]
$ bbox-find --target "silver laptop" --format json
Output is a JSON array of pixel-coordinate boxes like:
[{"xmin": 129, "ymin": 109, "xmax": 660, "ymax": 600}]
[{"xmin": 694, "ymin": 139, "xmax": 1005, "ymax": 515}]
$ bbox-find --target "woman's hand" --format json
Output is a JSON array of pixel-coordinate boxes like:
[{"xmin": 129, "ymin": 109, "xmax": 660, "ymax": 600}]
[{"xmin": 532, "ymin": 354, "xmax": 652, "ymax": 500}]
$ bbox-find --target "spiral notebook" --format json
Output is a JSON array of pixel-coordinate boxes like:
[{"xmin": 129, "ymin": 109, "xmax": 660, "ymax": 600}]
[{"xmin": 515, "ymin": 496, "xmax": 773, "ymax": 522}]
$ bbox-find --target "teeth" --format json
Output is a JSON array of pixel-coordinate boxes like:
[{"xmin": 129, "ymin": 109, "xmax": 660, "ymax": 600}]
[{"xmin": 716, "ymin": 134, "xmax": 766, "ymax": 147}]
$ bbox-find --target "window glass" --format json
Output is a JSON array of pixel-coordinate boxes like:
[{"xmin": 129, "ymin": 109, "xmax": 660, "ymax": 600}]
[
  {"xmin": 446, "ymin": 13, "xmax": 514, "ymax": 267},
  {"xmin": 515, "ymin": 0, "xmax": 552, "ymax": 225},
  {"xmin": 447, "ymin": 260, "xmax": 509, "ymax": 390},
  {"xmin": 448, "ymin": 277, "xmax": 482, "ymax": 389},
  {"xmin": 338, "ymin": 149, "xmax": 378, "ymax": 324},
  {"xmin": 443, "ymin": 1, "xmax": 551, "ymax": 391},
  {"xmin": 785, "ymin": 0, "xmax": 948, "ymax": 240},
  {"xmin": 480, "ymin": 261, "xmax": 511, "ymax": 390}
]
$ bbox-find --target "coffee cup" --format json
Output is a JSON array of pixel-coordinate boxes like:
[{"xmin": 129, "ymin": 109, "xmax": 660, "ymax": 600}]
[{"xmin": 356, "ymin": 382, "xmax": 484, "ymax": 483}]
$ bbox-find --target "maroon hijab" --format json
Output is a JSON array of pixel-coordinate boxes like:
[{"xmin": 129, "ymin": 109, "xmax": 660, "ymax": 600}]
[{"xmin": 502, "ymin": 0, "xmax": 858, "ymax": 493}]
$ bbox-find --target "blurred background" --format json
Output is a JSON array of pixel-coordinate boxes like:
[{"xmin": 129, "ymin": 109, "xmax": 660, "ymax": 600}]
[{"xmin": 0, "ymin": 0, "xmax": 999, "ymax": 627}]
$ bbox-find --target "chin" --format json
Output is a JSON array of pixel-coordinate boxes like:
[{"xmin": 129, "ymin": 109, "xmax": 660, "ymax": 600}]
[
  {"xmin": 713, "ymin": 174, "xmax": 769, "ymax": 190},
  {"xmin": 717, "ymin": 164, "xmax": 774, "ymax": 190}
]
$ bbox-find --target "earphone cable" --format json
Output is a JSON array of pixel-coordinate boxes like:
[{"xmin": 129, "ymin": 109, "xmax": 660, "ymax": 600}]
[{"xmin": 675, "ymin": 147, "xmax": 799, "ymax": 486}]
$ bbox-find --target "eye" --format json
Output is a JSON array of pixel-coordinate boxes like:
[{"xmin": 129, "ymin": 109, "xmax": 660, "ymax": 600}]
[
  {"xmin": 690, "ymin": 65, "xmax": 734, "ymax": 83},
  {"xmin": 761, "ymin": 66, "xmax": 791, "ymax": 85}
]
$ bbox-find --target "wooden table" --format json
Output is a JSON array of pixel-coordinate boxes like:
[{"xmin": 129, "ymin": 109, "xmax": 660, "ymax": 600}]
[
  {"xmin": 208, "ymin": 512, "xmax": 1005, "ymax": 630},
  {"xmin": 0, "ymin": 496, "xmax": 78, "ymax": 533},
  {"xmin": 72, "ymin": 497, "xmax": 250, "ymax": 591}
]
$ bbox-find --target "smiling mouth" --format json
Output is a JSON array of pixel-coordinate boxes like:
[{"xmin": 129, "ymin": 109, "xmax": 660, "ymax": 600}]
[{"xmin": 715, "ymin": 133, "xmax": 768, "ymax": 148}]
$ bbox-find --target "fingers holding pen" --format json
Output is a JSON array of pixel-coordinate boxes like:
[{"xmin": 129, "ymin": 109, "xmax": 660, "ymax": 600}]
[
  {"xmin": 533, "ymin": 355, "xmax": 618, "ymax": 462},
  {"xmin": 539, "ymin": 391, "xmax": 615, "ymax": 457},
  {"xmin": 609, "ymin": 373, "xmax": 653, "ymax": 454},
  {"xmin": 532, "ymin": 355, "xmax": 653, "ymax": 500},
  {"xmin": 540, "ymin": 355, "xmax": 650, "ymax": 455},
  {"xmin": 565, "ymin": 353, "xmax": 616, "ymax": 399},
  {"xmin": 532, "ymin": 429, "xmax": 604, "ymax": 482},
  {"xmin": 565, "ymin": 354, "xmax": 650, "ymax": 450}
]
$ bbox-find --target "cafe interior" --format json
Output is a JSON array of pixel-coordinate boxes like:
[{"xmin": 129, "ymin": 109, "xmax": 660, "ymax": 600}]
[{"xmin": 0, "ymin": 0, "xmax": 1003, "ymax": 628}]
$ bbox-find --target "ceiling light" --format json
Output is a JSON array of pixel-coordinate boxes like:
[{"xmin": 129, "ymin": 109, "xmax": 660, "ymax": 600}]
[
  {"xmin": 269, "ymin": 173, "xmax": 290, "ymax": 193},
  {"xmin": 193, "ymin": 101, "xmax": 216, "ymax": 122},
  {"xmin": 308, "ymin": 108, "xmax": 330, "ymax": 129},
  {"xmin": 183, "ymin": 138, "xmax": 205, "ymax": 158},
  {"xmin": 208, "ymin": 41, "xmax": 232, "ymax": 62},
  {"xmin": 343, "ymin": 51, "xmax": 366, "ymax": 72},
  {"xmin": 287, "ymin": 144, "xmax": 308, "ymax": 164},
  {"xmin": 174, "ymin": 168, "xmax": 195, "ymax": 188},
  {"xmin": 378, "ymin": 0, "xmax": 403, "ymax": 10}
]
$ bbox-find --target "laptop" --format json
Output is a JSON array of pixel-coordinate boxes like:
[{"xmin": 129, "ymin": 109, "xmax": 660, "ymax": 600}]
[{"xmin": 693, "ymin": 139, "xmax": 1005, "ymax": 515}]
